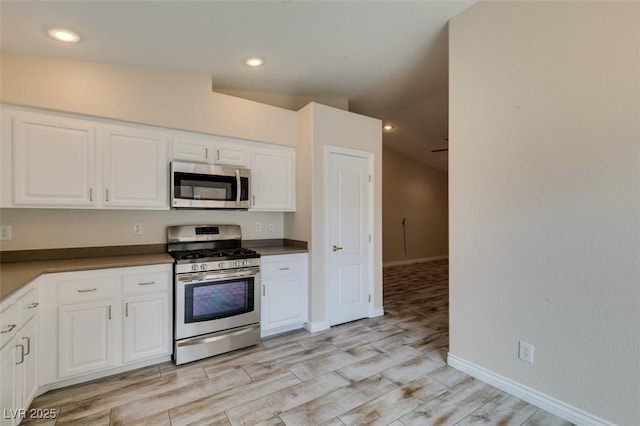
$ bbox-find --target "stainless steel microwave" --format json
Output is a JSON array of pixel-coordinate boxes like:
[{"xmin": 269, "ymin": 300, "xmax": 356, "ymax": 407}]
[{"xmin": 171, "ymin": 161, "xmax": 250, "ymax": 209}]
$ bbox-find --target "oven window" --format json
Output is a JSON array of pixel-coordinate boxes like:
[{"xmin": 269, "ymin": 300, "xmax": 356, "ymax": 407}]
[{"xmin": 184, "ymin": 278, "xmax": 254, "ymax": 323}]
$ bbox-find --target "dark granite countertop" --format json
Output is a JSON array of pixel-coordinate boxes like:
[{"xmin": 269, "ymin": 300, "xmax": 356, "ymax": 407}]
[
  {"xmin": 244, "ymin": 239, "xmax": 308, "ymax": 256},
  {"xmin": 0, "ymin": 246, "xmax": 173, "ymax": 302},
  {"xmin": 0, "ymin": 240, "xmax": 308, "ymax": 302}
]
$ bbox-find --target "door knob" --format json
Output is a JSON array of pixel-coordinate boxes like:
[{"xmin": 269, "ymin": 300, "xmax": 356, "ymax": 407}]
[{"xmin": 332, "ymin": 245, "xmax": 344, "ymax": 252}]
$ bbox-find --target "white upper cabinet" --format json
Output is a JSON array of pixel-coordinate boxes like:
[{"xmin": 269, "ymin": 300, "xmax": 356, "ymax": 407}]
[
  {"xmin": 5, "ymin": 107, "xmax": 170, "ymax": 210},
  {"xmin": 172, "ymin": 135, "xmax": 215, "ymax": 163},
  {"xmin": 103, "ymin": 125, "xmax": 169, "ymax": 209},
  {"xmin": 12, "ymin": 110, "xmax": 98, "ymax": 207},
  {"xmin": 213, "ymin": 142, "xmax": 249, "ymax": 167},
  {"xmin": 250, "ymin": 146, "xmax": 295, "ymax": 211},
  {"xmin": 172, "ymin": 134, "xmax": 249, "ymax": 167},
  {"xmin": 3, "ymin": 105, "xmax": 296, "ymax": 211}
]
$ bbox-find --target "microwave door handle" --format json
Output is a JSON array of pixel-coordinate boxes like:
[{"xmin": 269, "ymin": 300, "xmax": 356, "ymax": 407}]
[{"xmin": 235, "ymin": 169, "xmax": 241, "ymax": 206}]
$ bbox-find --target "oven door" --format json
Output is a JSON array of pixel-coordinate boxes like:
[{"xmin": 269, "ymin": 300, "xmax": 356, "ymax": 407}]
[
  {"xmin": 171, "ymin": 161, "xmax": 250, "ymax": 209},
  {"xmin": 175, "ymin": 267, "xmax": 260, "ymax": 340}
]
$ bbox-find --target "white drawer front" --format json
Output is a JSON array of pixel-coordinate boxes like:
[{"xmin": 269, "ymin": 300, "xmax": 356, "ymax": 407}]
[
  {"xmin": 19, "ymin": 287, "xmax": 40, "ymax": 325},
  {"xmin": 122, "ymin": 271, "xmax": 170, "ymax": 296},
  {"xmin": 58, "ymin": 276, "xmax": 116, "ymax": 305},
  {"xmin": 261, "ymin": 258, "xmax": 304, "ymax": 279}
]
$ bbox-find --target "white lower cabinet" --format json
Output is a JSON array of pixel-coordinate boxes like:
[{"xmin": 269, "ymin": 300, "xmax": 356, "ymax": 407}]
[
  {"xmin": 260, "ymin": 253, "xmax": 308, "ymax": 338},
  {"xmin": 58, "ymin": 301, "xmax": 116, "ymax": 378},
  {"xmin": 0, "ymin": 287, "xmax": 39, "ymax": 426},
  {"xmin": 38, "ymin": 264, "xmax": 172, "ymax": 387},
  {"xmin": 122, "ymin": 271, "xmax": 171, "ymax": 363}
]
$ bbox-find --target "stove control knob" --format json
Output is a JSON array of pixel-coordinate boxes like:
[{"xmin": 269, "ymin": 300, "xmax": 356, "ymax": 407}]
[
  {"xmin": 235, "ymin": 261, "xmax": 242, "ymax": 267},
  {"xmin": 191, "ymin": 264, "xmax": 198, "ymax": 272},
  {"xmin": 243, "ymin": 260, "xmax": 249, "ymax": 266},
  {"xmin": 200, "ymin": 264, "xmax": 207, "ymax": 271},
  {"xmin": 218, "ymin": 262, "xmax": 225, "ymax": 269}
]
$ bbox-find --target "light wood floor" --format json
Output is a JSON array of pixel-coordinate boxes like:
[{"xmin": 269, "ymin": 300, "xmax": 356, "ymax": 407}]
[{"xmin": 23, "ymin": 260, "xmax": 573, "ymax": 425}]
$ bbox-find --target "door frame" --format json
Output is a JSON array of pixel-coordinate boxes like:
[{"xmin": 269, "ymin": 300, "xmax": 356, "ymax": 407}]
[{"xmin": 324, "ymin": 145, "xmax": 376, "ymax": 325}]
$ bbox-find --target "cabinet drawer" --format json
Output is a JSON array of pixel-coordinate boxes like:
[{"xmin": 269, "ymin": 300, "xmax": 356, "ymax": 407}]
[
  {"xmin": 19, "ymin": 287, "xmax": 40, "ymax": 325},
  {"xmin": 261, "ymin": 258, "xmax": 304, "ymax": 279},
  {"xmin": 58, "ymin": 276, "xmax": 116, "ymax": 305},
  {"xmin": 122, "ymin": 271, "xmax": 170, "ymax": 296},
  {"xmin": 0, "ymin": 302, "xmax": 19, "ymax": 349}
]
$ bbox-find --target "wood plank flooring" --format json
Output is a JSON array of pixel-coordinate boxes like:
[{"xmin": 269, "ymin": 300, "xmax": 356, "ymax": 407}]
[{"xmin": 22, "ymin": 259, "xmax": 573, "ymax": 425}]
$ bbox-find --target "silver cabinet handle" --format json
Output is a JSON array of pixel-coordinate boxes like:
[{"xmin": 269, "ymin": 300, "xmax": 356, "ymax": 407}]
[
  {"xmin": 89, "ymin": 188, "xmax": 93, "ymax": 202},
  {"xmin": 16, "ymin": 344, "xmax": 25, "ymax": 365},
  {"xmin": 262, "ymin": 285, "xmax": 265, "ymax": 296},
  {"xmin": 216, "ymin": 149, "xmax": 220, "ymax": 161},
  {"xmin": 125, "ymin": 303, "xmax": 129, "ymax": 317},
  {"xmin": 22, "ymin": 336, "xmax": 31, "ymax": 356},
  {"xmin": 108, "ymin": 305, "xmax": 111, "ymax": 320},
  {"xmin": 138, "ymin": 281, "xmax": 155, "ymax": 286},
  {"xmin": 106, "ymin": 189, "xmax": 110, "ymax": 202},
  {"xmin": 252, "ymin": 195, "xmax": 256, "ymax": 206},
  {"xmin": 1, "ymin": 324, "xmax": 16, "ymax": 334},
  {"xmin": 27, "ymin": 302, "xmax": 39, "ymax": 309},
  {"xmin": 279, "ymin": 267, "xmax": 290, "ymax": 271},
  {"xmin": 205, "ymin": 147, "xmax": 209, "ymax": 160},
  {"xmin": 332, "ymin": 245, "xmax": 344, "ymax": 252},
  {"xmin": 78, "ymin": 288, "xmax": 97, "ymax": 293}
]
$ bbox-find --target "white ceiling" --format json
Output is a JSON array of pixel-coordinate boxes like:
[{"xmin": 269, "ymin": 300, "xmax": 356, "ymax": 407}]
[{"xmin": 0, "ymin": 1, "xmax": 474, "ymax": 172}]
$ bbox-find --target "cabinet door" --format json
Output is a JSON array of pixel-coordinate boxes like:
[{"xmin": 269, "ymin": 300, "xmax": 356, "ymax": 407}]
[
  {"xmin": 262, "ymin": 278, "xmax": 305, "ymax": 331},
  {"xmin": 172, "ymin": 136, "xmax": 214, "ymax": 163},
  {"xmin": 123, "ymin": 293, "xmax": 171, "ymax": 363},
  {"xmin": 12, "ymin": 111, "xmax": 97, "ymax": 207},
  {"xmin": 103, "ymin": 125, "xmax": 169, "ymax": 209},
  {"xmin": 250, "ymin": 147, "xmax": 295, "ymax": 211},
  {"xmin": 0, "ymin": 338, "xmax": 17, "ymax": 426},
  {"xmin": 214, "ymin": 142, "xmax": 248, "ymax": 167},
  {"xmin": 58, "ymin": 301, "xmax": 116, "ymax": 378},
  {"xmin": 16, "ymin": 317, "xmax": 38, "ymax": 412}
]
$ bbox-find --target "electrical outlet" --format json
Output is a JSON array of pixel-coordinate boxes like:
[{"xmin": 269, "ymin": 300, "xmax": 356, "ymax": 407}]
[
  {"xmin": 133, "ymin": 223, "xmax": 143, "ymax": 236},
  {"xmin": 518, "ymin": 341, "xmax": 534, "ymax": 363},
  {"xmin": 255, "ymin": 222, "xmax": 262, "ymax": 233},
  {"xmin": 0, "ymin": 225, "xmax": 12, "ymax": 241},
  {"xmin": 268, "ymin": 222, "xmax": 274, "ymax": 232}
]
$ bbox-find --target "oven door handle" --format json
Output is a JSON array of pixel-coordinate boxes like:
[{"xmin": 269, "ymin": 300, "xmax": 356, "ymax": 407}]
[{"xmin": 178, "ymin": 325, "xmax": 259, "ymax": 347}]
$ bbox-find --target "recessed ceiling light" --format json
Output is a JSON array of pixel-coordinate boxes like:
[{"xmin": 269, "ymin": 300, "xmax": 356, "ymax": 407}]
[
  {"xmin": 245, "ymin": 57, "xmax": 264, "ymax": 67},
  {"xmin": 48, "ymin": 28, "xmax": 80, "ymax": 43},
  {"xmin": 383, "ymin": 124, "xmax": 395, "ymax": 131}
]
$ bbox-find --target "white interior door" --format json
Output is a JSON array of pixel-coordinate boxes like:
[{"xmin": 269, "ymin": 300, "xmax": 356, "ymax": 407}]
[{"xmin": 327, "ymin": 149, "xmax": 372, "ymax": 326}]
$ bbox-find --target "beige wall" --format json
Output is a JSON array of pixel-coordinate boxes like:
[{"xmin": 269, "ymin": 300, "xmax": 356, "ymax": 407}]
[
  {"xmin": 286, "ymin": 103, "xmax": 382, "ymax": 325},
  {"xmin": 214, "ymin": 89, "xmax": 349, "ymax": 112},
  {"xmin": 0, "ymin": 208, "xmax": 284, "ymax": 251},
  {"xmin": 382, "ymin": 147, "xmax": 448, "ymax": 264},
  {"xmin": 449, "ymin": 2, "xmax": 640, "ymax": 425},
  {"xmin": 0, "ymin": 54, "xmax": 297, "ymax": 147}
]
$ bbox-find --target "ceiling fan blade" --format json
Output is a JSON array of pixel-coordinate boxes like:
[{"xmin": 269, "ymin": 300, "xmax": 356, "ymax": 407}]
[{"xmin": 431, "ymin": 148, "xmax": 448, "ymax": 153}]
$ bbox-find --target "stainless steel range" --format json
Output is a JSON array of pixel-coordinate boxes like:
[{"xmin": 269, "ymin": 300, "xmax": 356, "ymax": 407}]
[{"xmin": 168, "ymin": 224, "xmax": 260, "ymax": 365}]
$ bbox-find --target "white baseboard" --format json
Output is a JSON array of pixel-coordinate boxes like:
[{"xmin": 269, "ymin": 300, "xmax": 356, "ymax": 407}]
[
  {"xmin": 383, "ymin": 255, "xmax": 448, "ymax": 267},
  {"xmin": 304, "ymin": 320, "xmax": 330, "ymax": 333},
  {"xmin": 447, "ymin": 354, "xmax": 615, "ymax": 426},
  {"xmin": 370, "ymin": 307, "xmax": 384, "ymax": 317},
  {"xmin": 260, "ymin": 322, "xmax": 305, "ymax": 338}
]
